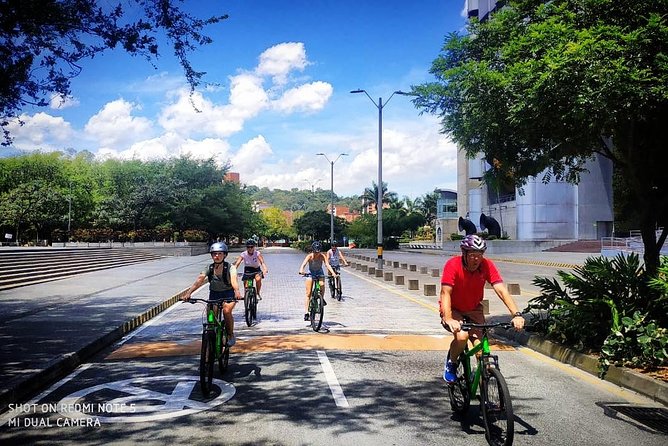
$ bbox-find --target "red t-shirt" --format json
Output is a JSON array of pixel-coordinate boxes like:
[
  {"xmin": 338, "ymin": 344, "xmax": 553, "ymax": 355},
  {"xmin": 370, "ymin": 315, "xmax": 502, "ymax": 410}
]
[{"xmin": 440, "ymin": 256, "xmax": 503, "ymax": 311}]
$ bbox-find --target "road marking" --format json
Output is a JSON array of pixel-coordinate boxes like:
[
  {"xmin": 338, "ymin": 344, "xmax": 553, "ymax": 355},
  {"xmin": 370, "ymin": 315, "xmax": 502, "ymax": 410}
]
[
  {"xmin": 317, "ymin": 351, "xmax": 349, "ymax": 408},
  {"xmin": 105, "ymin": 334, "xmax": 517, "ymax": 359},
  {"xmin": 0, "ymin": 364, "xmax": 93, "ymax": 427},
  {"xmin": 57, "ymin": 375, "xmax": 235, "ymax": 423}
]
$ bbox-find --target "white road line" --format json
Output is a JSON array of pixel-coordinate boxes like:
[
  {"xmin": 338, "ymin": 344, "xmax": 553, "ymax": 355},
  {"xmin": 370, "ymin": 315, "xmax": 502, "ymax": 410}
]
[{"xmin": 317, "ymin": 350, "xmax": 350, "ymax": 408}]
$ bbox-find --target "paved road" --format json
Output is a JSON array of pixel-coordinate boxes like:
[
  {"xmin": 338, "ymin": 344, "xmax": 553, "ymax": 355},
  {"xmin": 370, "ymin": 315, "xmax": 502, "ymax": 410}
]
[{"xmin": 0, "ymin": 248, "xmax": 665, "ymax": 445}]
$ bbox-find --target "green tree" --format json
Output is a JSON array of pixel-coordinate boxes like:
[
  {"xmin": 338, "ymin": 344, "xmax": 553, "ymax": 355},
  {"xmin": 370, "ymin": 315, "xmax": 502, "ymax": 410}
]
[
  {"xmin": 362, "ymin": 181, "xmax": 398, "ymax": 209},
  {"xmin": 419, "ymin": 190, "xmax": 439, "ymax": 226},
  {"xmin": 293, "ymin": 210, "xmax": 331, "ymax": 241},
  {"xmin": 1, "ymin": 0, "xmax": 228, "ymax": 145},
  {"xmin": 260, "ymin": 207, "xmax": 295, "ymax": 240},
  {"xmin": 411, "ymin": 0, "xmax": 668, "ymax": 273}
]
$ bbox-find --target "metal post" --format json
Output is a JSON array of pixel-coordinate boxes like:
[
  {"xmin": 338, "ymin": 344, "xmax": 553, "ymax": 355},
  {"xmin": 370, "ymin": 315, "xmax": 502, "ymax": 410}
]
[
  {"xmin": 330, "ymin": 160, "xmax": 335, "ymax": 244},
  {"xmin": 377, "ymin": 97, "xmax": 384, "ymax": 270}
]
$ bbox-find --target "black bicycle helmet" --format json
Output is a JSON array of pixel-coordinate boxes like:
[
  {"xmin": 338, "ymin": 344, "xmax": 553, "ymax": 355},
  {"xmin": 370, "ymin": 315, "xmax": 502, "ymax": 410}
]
[
  {"xmin": 311, "ymin": 241, "xmax": 322, "ymax": 253},
  {"xmin": 245, "ymin": 239, "xmax": 256, "ymax": 247}
]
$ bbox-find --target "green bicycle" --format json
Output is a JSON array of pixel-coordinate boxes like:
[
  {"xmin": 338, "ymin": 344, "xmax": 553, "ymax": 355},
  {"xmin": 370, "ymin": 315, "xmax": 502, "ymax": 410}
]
[
  {"xmin": 301, "ymin": 272, "xmax": 325, "ymax": 331},
  {"xmin": 447, "ymin": 321, "xmax": 515, "ymax": 446},
  {"xmin": 240, "ymin": 273, "xmax": 258, "ymax": 327},
  {"xmin": 189, "ymin": 298, "xmax": 230, "ymax": 396},
  {"xmin": 327, "ymin": 266, "xmax": 343, "ymax": 301}
]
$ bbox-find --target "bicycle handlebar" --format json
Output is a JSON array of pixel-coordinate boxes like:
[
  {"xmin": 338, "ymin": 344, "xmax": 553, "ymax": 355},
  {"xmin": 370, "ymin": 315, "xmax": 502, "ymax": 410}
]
[
  {"xmin": 299, "ymin": 272, "xmax": 339, "ymax": 278},
  {"xmin": 186, "ymin": 298, "xmax": 226, "ymax": 305},
  {"xmin": 461, "ymin": 322, "xmax": 513, "ymax": 330}
]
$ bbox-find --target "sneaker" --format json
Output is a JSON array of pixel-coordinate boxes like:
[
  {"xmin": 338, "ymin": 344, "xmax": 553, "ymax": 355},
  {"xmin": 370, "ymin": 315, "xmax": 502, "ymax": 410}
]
[
  {"xmin": 443, "ymin": 357, "xmax": 458, "ymax": 383},
  {"xmin": 227, "ymin": 336, "xmax": 236, "ymax": 347},
  {"xmin": 304, "ymin": 313, "xmax": 309, "ymax": 321},
  {"xmin": 257, "ymin": 294, "xmax": 262, "ymax": 301},
  {"xmin": 322, "ymin": 298, "xmax": 327, "ymax": 306}
]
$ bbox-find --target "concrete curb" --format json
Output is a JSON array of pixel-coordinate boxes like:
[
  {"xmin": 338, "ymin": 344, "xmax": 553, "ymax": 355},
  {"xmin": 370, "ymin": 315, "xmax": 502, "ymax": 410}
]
[
  {"xmin": 495, "ymin": 327, "xmax": 668, "ymax": 406},
  {"xmin": 0, "ymin": 289, "xmax": 188, "ymax": 414}
]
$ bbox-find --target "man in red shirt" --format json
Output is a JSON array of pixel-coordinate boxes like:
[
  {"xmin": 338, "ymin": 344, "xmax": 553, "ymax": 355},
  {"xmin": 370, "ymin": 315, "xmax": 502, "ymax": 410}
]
[{"xmin": 440, "ymin": 234, "xmax": 524, "ymax": 382}]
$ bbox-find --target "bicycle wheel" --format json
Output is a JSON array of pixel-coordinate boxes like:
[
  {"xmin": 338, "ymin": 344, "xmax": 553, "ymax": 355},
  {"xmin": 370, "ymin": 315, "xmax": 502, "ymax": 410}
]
[
  {"xmin": 309, "ymin": 283, "xmax": 324, "ymax": 331},
  {"xmin": 199, "ymin": 329, "xmax": 215, "ymax": 396},
  {"xmin": 335, "ymin": 275, "xmax": 342, "ymax": 301},
  {"xmin": 250, "ymin": 289, "xmax": 257, "ymax": 322},
  {"xmin": 447, "ymin": 353, "xmax": 471, "ymax": 414},
  {"xmin": 481, "ymin": 367, "xmax": 514, "ymax": 446},
  {"xmin": 215, "ymin": 325, "xmax": 229, "ymax": 374},
  {"xmin": 328, "ymin": 276, "xmax": 336, "ymax": 300},
  {"xmin": 244, "ymin": 288, "xmax": 254, "ymax": 326}
]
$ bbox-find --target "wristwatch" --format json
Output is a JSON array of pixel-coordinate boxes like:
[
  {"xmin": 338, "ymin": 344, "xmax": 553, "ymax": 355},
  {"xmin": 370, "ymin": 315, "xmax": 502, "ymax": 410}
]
[{"xmin": 513, "ymin": 312, "xmax": 522, "ymax": 317}]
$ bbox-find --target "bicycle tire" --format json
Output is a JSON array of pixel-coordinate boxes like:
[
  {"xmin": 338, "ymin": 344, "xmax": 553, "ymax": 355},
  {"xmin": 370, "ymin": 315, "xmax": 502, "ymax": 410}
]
[
  {"xmin": 335, "ymin": 275, "xmax": 342, "ymax": 301},
  {"xmin": 220, "ymin": 345, "xmax": 230, "ymax": 373},
  {"xmin": 481, "ymin": 367, "xmax": 514, "ymax": 446},
  {"xmin": 309, "ymin": 282, "xmax": 324, "ymax": 331},
  {"xmin": 250, "ymin": 290, "xmax": 257, "ymax": 321},
  {"xmin": 328, "ymin": 276, "xmax": 336, "ymax": 300},
  {"xmin": 244, "ymin": 288, "xmax": 254, "ymax": 327},
  {"xmin": 199, "ymin": 329, "xmax": 215, "ymax": 396},
  {"xmin": 447, "ymin": 353, "xmax": 471, "ymax": 413}
]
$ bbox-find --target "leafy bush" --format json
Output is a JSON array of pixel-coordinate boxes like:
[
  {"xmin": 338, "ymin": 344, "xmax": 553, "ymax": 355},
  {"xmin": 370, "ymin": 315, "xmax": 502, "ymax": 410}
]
[
  {"xmin": 182, "ymin": 229, "xmax": 209, "ymax": 242},
  {"xmin": 450, "ymin": 233, "xmax": 464, "ymax": 240},
  {"xmin": 600, "ymin": 312, "xmax": 667, "ymax": 377},
  {"xmin": 526, "ymin": 253, "xmax": 666, "ymax": 375}
]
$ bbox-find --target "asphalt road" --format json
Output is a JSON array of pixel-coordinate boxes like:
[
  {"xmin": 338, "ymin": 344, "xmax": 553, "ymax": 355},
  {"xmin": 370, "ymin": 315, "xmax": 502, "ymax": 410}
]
[{"xmin": 0, "ymin": 248, "xmax": 665, "ymax": 445}]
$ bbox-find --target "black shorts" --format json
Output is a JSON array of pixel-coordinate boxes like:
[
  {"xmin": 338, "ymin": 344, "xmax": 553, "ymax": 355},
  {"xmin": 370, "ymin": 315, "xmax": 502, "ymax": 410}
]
[
  {"xmin": 209, "ymin": 289, "xmax": 236, "ymax": 303},
  {"xmin": 243, "ymin": 266, "xmax": 263, "ymax": 279}
]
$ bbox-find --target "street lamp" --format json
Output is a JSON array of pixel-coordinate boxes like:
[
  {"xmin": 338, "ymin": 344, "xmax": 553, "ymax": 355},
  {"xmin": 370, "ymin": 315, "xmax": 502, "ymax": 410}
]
[
  {"xmin": 302, "ymin": 179, "xmax": 321, "ymax": 194},
  {"xmin": 316, "ymin": 152, "xmax": 348, "ymax": 244},
  {"xmin": 350, "ymin": 89, "xmax": 415, "ymax": 270}
]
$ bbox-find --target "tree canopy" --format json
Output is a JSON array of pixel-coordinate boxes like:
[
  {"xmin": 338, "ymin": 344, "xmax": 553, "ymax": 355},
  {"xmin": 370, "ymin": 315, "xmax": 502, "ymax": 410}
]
[
  {"xmin": 0, "ymin": 0, "xmax": 227, "ymax": 145},
  {"xmin": 412, "ymin": 0, "xmax": 668, "ymax": 272}
]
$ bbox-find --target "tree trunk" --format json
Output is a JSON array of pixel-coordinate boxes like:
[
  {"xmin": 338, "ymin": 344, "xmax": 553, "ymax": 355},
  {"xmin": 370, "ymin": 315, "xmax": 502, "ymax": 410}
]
[{"xmin": 640, "ymin": 220, "xmax": 660, "ymax": 276}]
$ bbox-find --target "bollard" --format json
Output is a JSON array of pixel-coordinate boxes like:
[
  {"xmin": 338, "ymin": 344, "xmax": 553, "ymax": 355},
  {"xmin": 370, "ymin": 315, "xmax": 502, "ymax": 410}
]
[
  {"xmin": 355, "ymin": 263, "xmax": 362, "ymax": 270},
  {"xmin": 482, "ymin": 299, "xmax": 489, "ymax": 315},
  {"xmin": 430, "ymin": 268, "xmax": 440, "ymax": 278},
  {"xmin": 409, "ymin": 264, "xmax": 417, "ymax": 272},
  {"xmin": 420, "ymin": 266, "xmax": 428, "ymax": 274},
  {"xmin": 424, "ymin": 284, "xmax": 437, "ymax": 296},
  {"xmin": 361, "ymin": 265, "xmax": 368, "ymax": 272},
  {"xmin": 400, "ymin": 263, "xmax": 408, "ymax": 269},
  {"xmin": 375, "ymin": 269, "xmax": 383, "ymax": 278},
  {"xmin": 508, "ymin": 283, "xmax": 521, "ymax": 295},
  {"xmin": 393, "ymin": 261, "xmax": 400, "ymax": 268},
  {"xmin": 395, "ymin": 275, "xmax": 405, "ymax": 286},
  {"xmin": 408, "ymin": 279, "xmax": 419, "ymax": 290},
  {"xmin": 384, "ymin": 272, "xmax": 393, "ymax": 281},
  {"xmin": 368, "ymin": 267, "xmax": 376, "ymax": 275}
]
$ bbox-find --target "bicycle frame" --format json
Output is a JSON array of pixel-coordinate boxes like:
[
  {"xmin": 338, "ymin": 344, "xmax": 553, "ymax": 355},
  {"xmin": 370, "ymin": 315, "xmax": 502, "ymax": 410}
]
[{"xmin": 461, "ymin": 333, "xmax": 495, "ymax": 398}]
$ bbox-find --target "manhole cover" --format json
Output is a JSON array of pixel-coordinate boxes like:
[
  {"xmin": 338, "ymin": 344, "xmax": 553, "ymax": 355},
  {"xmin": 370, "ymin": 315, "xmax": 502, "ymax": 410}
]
[{"xmin": 599, "ymin": 403, "xmax": 668, "ymax": 435}]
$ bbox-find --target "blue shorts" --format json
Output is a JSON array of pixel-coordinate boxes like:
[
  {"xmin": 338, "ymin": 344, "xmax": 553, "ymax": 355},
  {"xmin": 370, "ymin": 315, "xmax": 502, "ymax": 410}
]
[{"xmin": 209, "ymin": 289, "xmax": 236, "ymax": 303}]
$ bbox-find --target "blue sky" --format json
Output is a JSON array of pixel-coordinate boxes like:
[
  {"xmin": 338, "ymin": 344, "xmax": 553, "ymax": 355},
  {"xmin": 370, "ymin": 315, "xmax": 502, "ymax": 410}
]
[{"xmin": 5, "ymin": 0, "xmax": 469, "ymax": 199}]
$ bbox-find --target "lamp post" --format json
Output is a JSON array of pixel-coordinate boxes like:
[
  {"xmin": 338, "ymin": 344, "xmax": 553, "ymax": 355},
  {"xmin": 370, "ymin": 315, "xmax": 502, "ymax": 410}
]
[
  {"xmin": 302, "ymin": 179, "xmax": 321, "ymax": 195},
  {"xmin": 316, "ymin": 153, "xmax": 348, "ymax": 244},
  {"xmin": 350, "ymin": 89, "xmax": 414, "ymax": 270}
]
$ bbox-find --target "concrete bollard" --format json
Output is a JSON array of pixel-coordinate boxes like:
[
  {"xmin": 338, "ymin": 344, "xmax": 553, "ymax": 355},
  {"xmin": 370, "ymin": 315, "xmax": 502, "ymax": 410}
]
[
  {"xmin": 375, "ymin": 269, "xmax": 383, "ymax": 278},
  {"xmin": 409, "ymin": 264, "xmax": 417, "ymax": 272},
  {"xmin": 361, "ymin": 265, "xmax": 368, "ymax": 272},
  {"xmin": 368, "ymin": 267, "xmax": 376, "ymax": 275},
  {"xmin": 430, "ymin": 268, "xmax": 440, "ymax": 278},
  {"xmin": 355, "ymin": 263, "xmax": 362, "ymax": 270},
  {"xmin": 482, "ymin": 299, "xmax": 489, "ymax": 315},
  {"xmin": 408, "ymin": 279, "xmax": 419, "ymax": 290},
  {"xmin": 420, "ymin": 266, "xmax": 429, "ymax": 274},
  {"xmin": 400, "ymin": 263, "xmax": 408, "ymax": 269},
  {"xmin": 508, "ymin": 283, "xmax": 521, "ymax": 295},
  {"xmin": 384, "ymin": 272, "xmax": 393, "ymax": 281},
  {"xmin": 393, "ymin": 261, "xmax": 400, "ymax": 268},
  {"xmin": 424, "ymin": 284, "xmax": 437, "ymax": 296},
  {"xmin": 395, "ymin": 275, "xmax": 405, "ymax": 285}
]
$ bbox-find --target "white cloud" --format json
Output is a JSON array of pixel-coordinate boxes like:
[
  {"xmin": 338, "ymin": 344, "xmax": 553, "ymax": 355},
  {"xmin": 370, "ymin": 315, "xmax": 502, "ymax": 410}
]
[
  {"xmin": 5, "ymin": 113, "xmax": 74, "ymax": 151},
  {"xmin": 256, "ymin": 42, "xmax": 309, "ymax": 86},
  {"xmin": 84, "ymin": 99, "xmax": 153, "ymax": 148},
  {"xmin": 273, "ymin": 81, "xmax": 333, "ymax": 113},
  {"xmin": 50, "ymin": 94, "xmax": 79, "ymax": 109},
  {"xmin": 232, "ymin": 135, "xmax": 273, "ymax": 175}
]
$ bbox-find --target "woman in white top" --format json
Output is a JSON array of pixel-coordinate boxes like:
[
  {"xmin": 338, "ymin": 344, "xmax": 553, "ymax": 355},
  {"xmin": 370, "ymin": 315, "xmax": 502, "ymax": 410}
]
[{"xmin": 233, "ymin": 239, "xmax": 268, "ymax": 299}]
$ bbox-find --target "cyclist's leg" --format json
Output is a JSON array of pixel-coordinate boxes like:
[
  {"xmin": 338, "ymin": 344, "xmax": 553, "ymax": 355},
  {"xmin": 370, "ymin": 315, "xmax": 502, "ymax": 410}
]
[
  {"xmin": 317, "ymin": 276, "xmax": 327, "ymax": 304},
  {"xmin": 255, "ymin": 272, "xmax": 262, "ymax": 298},
  {"xmin": 304, "ymin": 277, "xmax": 313, "ymax": 317},
  {"xmin": 444, "ymin": 308, "xmax": 470, "ymax": 362},
  {"xmin": 222, "ymin": 298, "xmax": 237, "ymax": 341}
]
